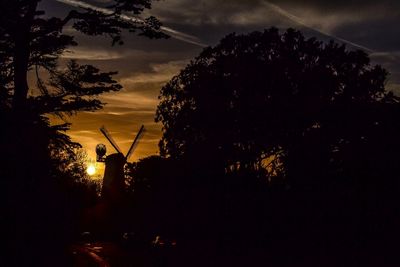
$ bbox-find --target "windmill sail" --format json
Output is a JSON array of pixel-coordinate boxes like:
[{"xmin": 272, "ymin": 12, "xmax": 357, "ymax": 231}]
[
  {"xmin": 100, "ymin": 126, "xmax": 122, "ymax": 154},
  {"xmin": 125, "ymin": 125, "xmax": 145, "ymax": 161}
]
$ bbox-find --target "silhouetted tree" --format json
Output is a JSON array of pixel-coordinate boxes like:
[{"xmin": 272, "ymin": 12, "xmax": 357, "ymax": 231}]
[
  {"xmin": 156, "ymin": 28, "xmax": 400, "ymax": 266},
  {"xmin": 0, "ymin": 1, "xmax": 167, "ymax": 265},
  {"xmin": 125, "ymin": 156, "xmax": 183, "ymax": 238},
  {"xmin": 156, "ymin": 27, "xmax": 397, "ymax": 179},
  {"xmin": 0, "ymin": 0, "xmax": 167, "ymax": 111}
]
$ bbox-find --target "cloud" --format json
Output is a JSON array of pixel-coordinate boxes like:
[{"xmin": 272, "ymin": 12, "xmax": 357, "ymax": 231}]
[
  {"xmin": 370, "ymin": 51, "xmax": 400, "ymax": 62},
  {"xmin": 120, "ymin": 60, "xmax": 188, "ymax": 86},
  {"xmin": 262, "ymin": 1, "xmax": 373, "ymax": 51},
  {"xmin": 150, "ymin": 0, "xmax": 274, "ymax": 26},
  {"xmin": 55, "ymin": 0, "xmax": 206, "ymax": 47},
  {"xmin": 147, "ymin": 0, "xmax": 378, "ymax": 52},
  {"xmin": 62, "ymin": 47, "xmax": 124, "ymax": 60},
  {"xmin": 100, "ymin": 90, "xmax": 159, "ymax": 110},
  {"xmin": 266, "ymin": 0, "xmax": 400, "ymax": 15}
]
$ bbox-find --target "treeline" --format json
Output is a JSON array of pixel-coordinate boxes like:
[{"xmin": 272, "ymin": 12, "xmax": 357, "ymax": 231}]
[{"xmin": 123, "ymin": 29, "xmax": 400, "ymax": 267}]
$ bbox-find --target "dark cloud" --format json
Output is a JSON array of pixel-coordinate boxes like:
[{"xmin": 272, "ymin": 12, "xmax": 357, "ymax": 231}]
[
  {"xmin": 268, "ymin": 0, "xmax": 400, "ymax": 14},
  {"xmin": 333, "ymin": 18, "xmax": 400, "ymax": 52}
]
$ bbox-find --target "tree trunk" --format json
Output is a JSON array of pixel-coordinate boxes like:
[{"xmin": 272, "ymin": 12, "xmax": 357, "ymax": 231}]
[
  {"xmin": 11, "ymin": 1, "xmax": 38, "ymax": 111},
  {"xmin": 13, "ymin": 34, "xmax": 30, "ymax": 110}
]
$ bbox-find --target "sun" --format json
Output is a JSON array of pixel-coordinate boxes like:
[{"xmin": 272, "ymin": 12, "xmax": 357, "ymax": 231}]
[{"xmin": 86, "ymin": 164, "xmax": 96, "ymax": 176}]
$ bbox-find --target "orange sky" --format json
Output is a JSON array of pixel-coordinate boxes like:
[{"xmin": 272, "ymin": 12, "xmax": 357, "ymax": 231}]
[{"xmin": 65, "ymin": 59, "xmax": 190, "ymax": 163}]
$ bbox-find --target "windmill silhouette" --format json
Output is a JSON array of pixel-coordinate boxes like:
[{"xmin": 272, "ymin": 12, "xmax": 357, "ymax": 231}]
[{"xmin": 96, "ymin": 125, "xmax": 145, "ymax": 202}]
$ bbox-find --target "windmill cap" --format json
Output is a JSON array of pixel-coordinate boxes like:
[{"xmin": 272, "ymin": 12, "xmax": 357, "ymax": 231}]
[{"xmin": 105, "ymin": 153, "xmax": 126, "ymax": 164}]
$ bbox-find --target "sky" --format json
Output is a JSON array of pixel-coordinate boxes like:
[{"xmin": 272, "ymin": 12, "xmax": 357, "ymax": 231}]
[{"xmin": 40, "ymin": 0, "xmax": 400, "ymax": 164}]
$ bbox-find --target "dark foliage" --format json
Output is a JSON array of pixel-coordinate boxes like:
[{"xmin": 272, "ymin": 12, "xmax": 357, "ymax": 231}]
[
  {"xmin": 156, "ymin": 28, "xmax": 393, "ymax": 176},
  {"xmin": 124, "ymin": 156, "xmax": 183, "ymax": 238},
  {"xmin": 154, "ymin": 28, "xmax": 400, "ymax": 266},
  {"xmin": 0, "ymin": 0, "xmax": 166, "ymax": 265}
]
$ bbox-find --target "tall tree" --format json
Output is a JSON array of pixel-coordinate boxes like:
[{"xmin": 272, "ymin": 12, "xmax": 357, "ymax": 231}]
[
  {"xmin": 0, "ymin": 0, "xmax": 167, "ymax": 112},
  {"xmin": 0, "ymin": 1, "xmax": 167, "ymax": 265},
  {"xmin": 156, "ymin": 28, "xmax": 399, "ymax": 178},
  {"xmin": 156, "ymin": 28, "xmax": 400, "ymax": 265}
]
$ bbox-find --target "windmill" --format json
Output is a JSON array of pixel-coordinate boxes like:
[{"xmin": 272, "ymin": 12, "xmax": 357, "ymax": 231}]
[{"xmin": 96, "ymin": 125, "xmax": 145, "ymax": 202}]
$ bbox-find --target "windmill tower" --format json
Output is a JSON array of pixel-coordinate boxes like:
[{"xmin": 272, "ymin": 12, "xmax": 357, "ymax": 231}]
[{"xmin": 96, "ymin": 125, "xmax": 145, "ymax": 203}]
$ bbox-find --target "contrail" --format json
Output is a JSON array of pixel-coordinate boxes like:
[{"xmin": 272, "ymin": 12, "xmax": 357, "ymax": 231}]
[
  {"xmin": 264, "ymin": 1, "xmax": 373, "ymax": 52},
  {"xmin": 55, "ymin": 0, "xmax": 207, "ymax": 47}
]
